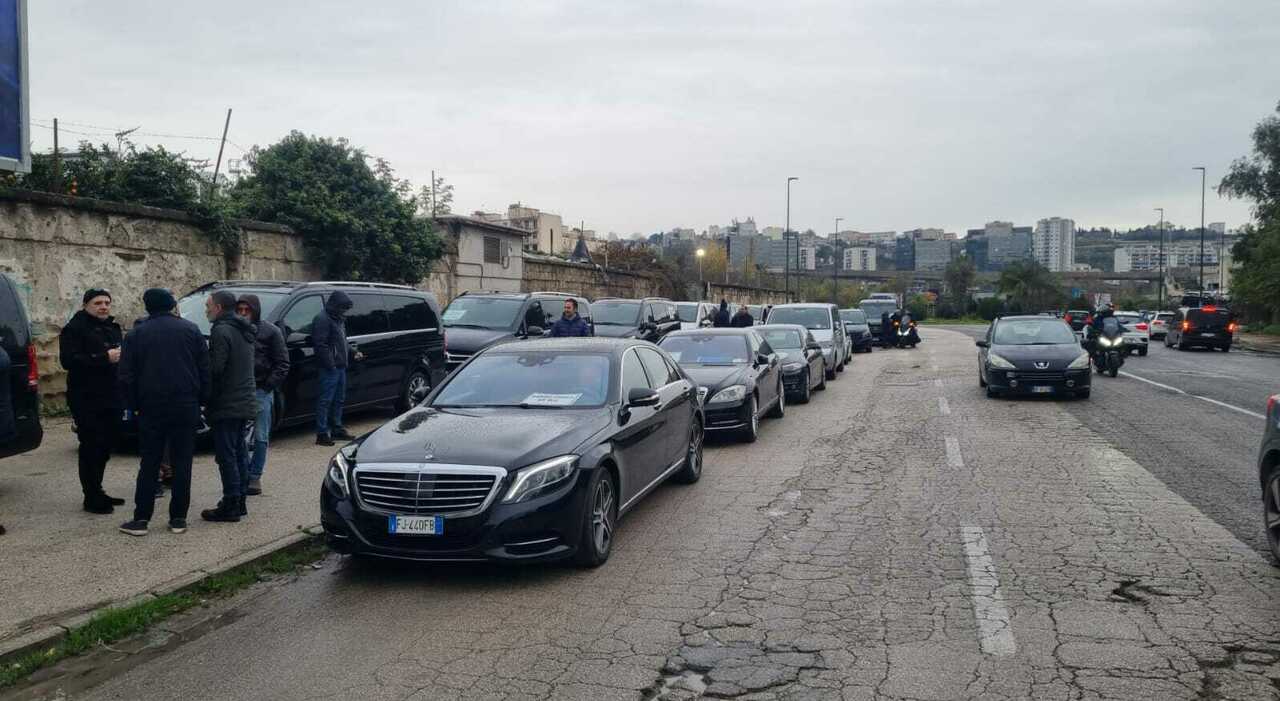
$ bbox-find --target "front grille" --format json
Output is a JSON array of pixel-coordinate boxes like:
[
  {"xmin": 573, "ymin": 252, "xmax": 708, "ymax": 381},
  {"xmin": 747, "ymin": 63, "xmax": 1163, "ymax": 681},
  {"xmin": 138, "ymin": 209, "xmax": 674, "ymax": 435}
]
[
  {"xmin": 354, "ymin": 468, "xmax": 501, "ymax": 517},
  {"xmin": 1008, "ymin": 370, "xmax": 1067, "ymax": 381},
  {"xmin": 705, "ymin": 405, "xmax": 744, "ymax": 428}
]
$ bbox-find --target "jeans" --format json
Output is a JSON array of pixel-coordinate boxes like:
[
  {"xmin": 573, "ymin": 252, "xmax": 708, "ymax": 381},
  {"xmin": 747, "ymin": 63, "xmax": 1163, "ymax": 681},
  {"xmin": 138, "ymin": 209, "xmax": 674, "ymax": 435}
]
[
  {"xmin": 249, "ymin": 389, "xmax": 273, "ymax": 479},
  {"xmin": 315, "ymin": 367, "xmax": 347, "ymax": 435},
  {"xmin": 134, "ymin": 405, "xmax": 198, "ymax": 523},
  {"xmin": 73, "ymin": 407, "xmax": 119, "ymax": 500},
  {"xmin": 212, "ymin": 418, "xmax": 251, "ymax": 499}
]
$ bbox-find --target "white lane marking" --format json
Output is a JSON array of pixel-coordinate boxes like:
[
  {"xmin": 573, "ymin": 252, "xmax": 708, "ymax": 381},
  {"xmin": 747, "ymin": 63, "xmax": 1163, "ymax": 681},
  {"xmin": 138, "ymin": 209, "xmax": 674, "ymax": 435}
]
[
  {"xmin": 1119, "ymin": 371, "xmax": 1265, "ymax": 420},
  {"xmin": 938, "ymin": 397, "xmax": 951, "ymax": 416},
  {"xmin": 945, "ymin": 436, "xmax": 963, "ymax": 468},
  {"xmin": 960, "ymin": 526, "xmax": 1017, "ymax": 657}
]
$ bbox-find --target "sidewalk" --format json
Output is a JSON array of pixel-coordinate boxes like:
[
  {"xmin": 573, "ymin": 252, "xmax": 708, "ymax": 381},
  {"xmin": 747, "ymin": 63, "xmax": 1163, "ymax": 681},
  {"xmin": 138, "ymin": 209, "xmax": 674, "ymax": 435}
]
[
  {"xmin": 1236, "ymin": 332, "xmax": 1280, "ymax": 354},
  {"xmin": 0, "ymin": 410, "xmax": 391, "ymax": 653}
]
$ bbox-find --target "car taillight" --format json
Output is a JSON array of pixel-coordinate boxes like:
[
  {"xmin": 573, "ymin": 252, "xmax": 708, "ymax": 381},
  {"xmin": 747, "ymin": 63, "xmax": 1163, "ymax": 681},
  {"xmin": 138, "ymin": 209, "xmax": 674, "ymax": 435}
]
[
  {"xmin": 1064, "ymin": 315, "xmax": 1072, "ymax": 325},
  {"xmin": 1270, "ymin": 394, "xmax": 1280, "ymax": 416},
  {"xmin": 1228, "ymin": 322, "xmax": 1238, "ymax": 333},
  {"xmin": 1181, "ymin": 321, "xmax": 1191, "ymax": 332},
  {"xmin": 26, "ymin": 344, "xmax": 37, "ymax": 389},
  {"xmin": 1136, "ymin": 323, "xmax": 1148, "ymax": 331}
]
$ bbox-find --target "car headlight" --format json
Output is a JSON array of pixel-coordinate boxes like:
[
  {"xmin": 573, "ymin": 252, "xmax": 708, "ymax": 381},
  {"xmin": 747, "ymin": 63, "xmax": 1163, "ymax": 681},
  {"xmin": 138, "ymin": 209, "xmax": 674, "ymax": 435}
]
[
  {"xmin": 987, "ymin": 352, "xmax": 1016, "ymax": 369},
  {"xmin": 502, "ymin": 455, "xmax": 578, "ymax": 504},
  {"xmin": 708, "ymin": 384, "xmax": 747, "ymax": 404},
  {"xmin": 782, "ymin": 361, "xmax": 805, "ymax": 372},
  {"xmin": 1067, "ymin": 353, "xmax": 1090, "ymax": 369},
  {"xmin": 326, "ymin": 450, "xmax": 351, "ymax": 498}
]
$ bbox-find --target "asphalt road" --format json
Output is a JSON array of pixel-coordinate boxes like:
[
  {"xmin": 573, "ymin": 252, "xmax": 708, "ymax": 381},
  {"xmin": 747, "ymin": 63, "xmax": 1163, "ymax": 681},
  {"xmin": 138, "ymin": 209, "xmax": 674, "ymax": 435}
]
[
  {"xmin": 21, "ymin": 329, "xmax": 1280, "ymax": 700},
  {"xmin": 938, "ymin": 324, "xmax": 1279, "ymax": 558}
]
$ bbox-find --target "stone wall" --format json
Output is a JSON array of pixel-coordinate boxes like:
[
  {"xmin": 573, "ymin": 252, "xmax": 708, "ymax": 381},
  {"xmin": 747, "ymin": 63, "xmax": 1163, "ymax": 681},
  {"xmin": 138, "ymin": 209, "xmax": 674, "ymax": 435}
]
[
  {"xmin": 521, "ymin": 256, "xmax": 669, "ymax": 300},
  {"xmin": 706, "ymin": 281, "xmax": 789, "ymax": 305},
  {"xmin": 0, "ymin": 189, "xmax": 320, "ymax": 402}
]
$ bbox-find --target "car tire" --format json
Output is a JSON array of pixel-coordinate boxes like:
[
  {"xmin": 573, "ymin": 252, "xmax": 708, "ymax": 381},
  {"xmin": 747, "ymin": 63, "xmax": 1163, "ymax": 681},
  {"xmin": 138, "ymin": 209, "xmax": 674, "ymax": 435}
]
[
  {"xmin": 768, "ymin": 381, "xmax": 785, "ymax": 418},
  {"xmin": 1177, "ymin": 339, "xmax": 1188, "ymax": 351},
  {"xmin": 1138, "ymin": 346, "xmax": 1148, "ymax": 357},
  {"xmin": 1264, "ymin": 464, "xmax": 1280, "ymax": 566},
  {"xmin": 740, "ymin": 395, "xmax": 759, "ymax": 443},
  {"xmin": 1075, "ymin": 389, "xmax": 1091, "ymax": 400},
  {"xmin": 815, "ymin": 365, "xmax": 827, "ymax": 391},
  {"xmin": 1222, "ymin": 344, "xmax": 1231, "ymax": 353},
  {"xmin": 671, "ymin": 422, "xmax": 704, "ymax": 484},
  {"xmin": 978, "ymin": 368, "xmax": 987, "ymax": 387},
  {"xmin": 825, "ymin": 361, "xmax": 837, "ymax": 381},
  {"xmin": 797, "ymin": 370, "xmax": 812, "ymax": 404},
  {"xmin": 985, "ymin": 386, "xmax": 999, "ymax": 399},
  {"xmin": 396, "ymin": 369, "xmax": 430, "ymax": 413},
  {"xmin": 574, "ymin": 468, "xmax": 617, "ymax": 568}
]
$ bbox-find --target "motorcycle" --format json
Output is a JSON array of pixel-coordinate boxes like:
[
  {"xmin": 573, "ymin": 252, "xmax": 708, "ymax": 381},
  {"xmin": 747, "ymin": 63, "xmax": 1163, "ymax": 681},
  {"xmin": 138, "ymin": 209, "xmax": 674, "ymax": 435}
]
[
  {"xmin": 894, "ymin": 316, "xmax": 920, "ymax": 349},
  {"xmin": 1088, "ymin": 318, "xmax": 1125, "ymax": 378}
]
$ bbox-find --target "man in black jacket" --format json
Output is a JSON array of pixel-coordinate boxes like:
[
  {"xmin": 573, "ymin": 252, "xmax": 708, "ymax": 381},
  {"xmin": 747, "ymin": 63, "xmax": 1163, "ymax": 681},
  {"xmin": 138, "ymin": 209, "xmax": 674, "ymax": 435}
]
[
  {"xmin": 201, "ymin": 290, "xmax": 258, "ymax": 523},
  {"xmin": 236, "ymin": 295, "xmax": 290, "ymax": 496},
  {"xmin": 60, "ymin": 288, "xmax": 125, "ymax": 514},
  {"xmin": 117, "ymin": 289, "xmax": 210, "ymax": 536},
  {"xmin": 730, "ymin": 305, "xmax": 754, "ymax": 328},
  {"xmin": 312, "ymin": 291, "xmax": 357, "ymax": 446},
  {"xmin": 712, "ymin": 299, "xmax": 731, "ymax": 328}
]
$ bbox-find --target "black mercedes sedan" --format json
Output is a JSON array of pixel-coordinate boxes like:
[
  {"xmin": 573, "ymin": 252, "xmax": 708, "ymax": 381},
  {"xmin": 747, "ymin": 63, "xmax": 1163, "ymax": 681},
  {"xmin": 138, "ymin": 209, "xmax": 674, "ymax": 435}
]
[
  {"xmin": 321, "ymin": 338, "xmax": 703, "ymax": 568},
  {"xmin": 976, "ymin": 315, "xmax": 1092, "ymax": 399},
  {"xmin": 758, "ymin": 324, "xmax": 826, "ymax": 403},
  {"xmin": 658, "ymin": 328, "xmax": 784, "ymax": 442}
]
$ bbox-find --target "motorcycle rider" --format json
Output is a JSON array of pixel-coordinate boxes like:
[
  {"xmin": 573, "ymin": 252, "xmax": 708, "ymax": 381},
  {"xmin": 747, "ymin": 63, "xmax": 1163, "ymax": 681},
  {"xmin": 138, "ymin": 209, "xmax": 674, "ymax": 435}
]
[
  {"xmin": 1086, "ymin": 303, "xmax": 1116, "ymax": 355},
  {"xmin": 879, "ymin": 312, "xmax": 895, "ymax": 347}
]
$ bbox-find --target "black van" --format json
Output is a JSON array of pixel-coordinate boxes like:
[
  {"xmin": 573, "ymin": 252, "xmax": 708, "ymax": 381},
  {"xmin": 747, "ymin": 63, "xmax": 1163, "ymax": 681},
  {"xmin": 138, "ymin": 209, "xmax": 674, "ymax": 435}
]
[
  {"xmin": 590, "ymin": 297, "xmax": 681, "ymax": 342},
  {"xmin": 1164, "ymin": 305, "xmax": 1236, "ymax": 352},
  {"xmin": 440, "ymin": 291, "xmax": 593, "ymax": 370},
  {"xmin": 164, "ymin": 281, "xmax": 446, "ymax": 432},
  {"xmin": 0, "ymin": 273, "xmax": 42, "ymax": 459}
]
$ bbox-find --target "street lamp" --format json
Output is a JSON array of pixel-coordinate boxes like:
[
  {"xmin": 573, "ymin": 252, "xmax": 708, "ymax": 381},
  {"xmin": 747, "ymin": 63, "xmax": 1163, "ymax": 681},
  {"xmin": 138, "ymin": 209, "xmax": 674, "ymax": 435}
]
[
  {"xmin": 785, "ymin": 177, "xmax": 798, "ymax": 302},
  {"xmin": 696, "ymin": 247, "xmax": 706, "ymax": 295},
  {"xmin": 1193, "ymin": 166, "xmax": 1206, "ymax": 297},
  {"xmin": 1154, "ymin": 207, "xmax": 1165, "ymax": 311},
  {"xmin": 832, "ymin": 217, "xmax": 843, "ymax": 304}
]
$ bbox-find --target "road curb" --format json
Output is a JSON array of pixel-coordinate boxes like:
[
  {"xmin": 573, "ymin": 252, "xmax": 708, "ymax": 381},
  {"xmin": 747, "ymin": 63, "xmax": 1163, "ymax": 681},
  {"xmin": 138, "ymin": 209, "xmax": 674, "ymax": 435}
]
[
  {"xmin": 1237, "ymin": 339, "xmax": 1280, "ymax": 356},
  {"xmin": 0, "ymin": 526, "xmax": 321, "ymax": 668}
]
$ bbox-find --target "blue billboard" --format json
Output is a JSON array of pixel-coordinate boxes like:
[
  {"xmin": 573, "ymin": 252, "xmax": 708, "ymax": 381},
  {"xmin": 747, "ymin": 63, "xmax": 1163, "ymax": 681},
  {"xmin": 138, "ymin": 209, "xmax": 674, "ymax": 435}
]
[{"xmin": 0, "ymin": 0, "xmax": 28, "ymax": 172}]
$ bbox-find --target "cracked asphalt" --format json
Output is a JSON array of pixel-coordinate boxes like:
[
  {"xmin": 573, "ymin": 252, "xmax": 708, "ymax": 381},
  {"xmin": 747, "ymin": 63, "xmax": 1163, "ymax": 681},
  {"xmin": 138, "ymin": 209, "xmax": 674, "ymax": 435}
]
[{"xmin": 51, "ymin": 328, "xmax": 1280, "ymax": 700}]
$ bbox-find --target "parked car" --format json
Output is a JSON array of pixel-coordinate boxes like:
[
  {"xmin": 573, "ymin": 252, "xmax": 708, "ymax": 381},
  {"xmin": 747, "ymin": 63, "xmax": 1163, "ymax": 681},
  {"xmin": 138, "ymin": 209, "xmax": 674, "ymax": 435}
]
[
  {"xmin": 441, "ymin": 291, "xmax": 592, "ymax": 370},
  {"xmin": 1164, "ymin": 305, "xmax": 1237, "ymax": 352},
  {"xmin": 1063, "ymin": 309, "xmax": 1091, "ymax": 333},
  {"xmin": 839, "ymin": 308, "xmax": 874, "ymax": 353},
  {"xmin": 1148, "ymin": 312, "xmax": 1174, "ymax": 340},
  {"xmin": 859, "ymin": 298, "xmax": 899, "ymax": 344},
  {"xmin": 766, "ymin": 303, "xmax": 848, "ymax": 380},
  {"xmin": 758, "ymin": 324, "xmax": 826, "ymax": 403},
  {"xmin": 1260, "ymin": 393, "xmax": 1280, "ymax": 564},
  {"xmin": 166, "ymin": 281, "xmax": 446, "ymax": 436},
  {"xmin": 591, "ymin": 298, "xmax": 681, "ymax": 342},
  {"xmin": 675, "ymin": 301, "xmax": 716, "ymax": 331},
  {"xmin": 746, "ymin": 305, "xmax": 767, "ymax": 325},
  {"xmin": 0, "ymin": 273, "xmax": 42, "ymax": 459},
  {"xmin": 321, "ymin": 338, "xmax": 703, "ymax": 567},
  {"xmin": 1112, "ymin": 311, "xmax": 1150, "ymax": 357},
  {"xmin": 658, "ymin": 328, "xmax": 784, "ymax": 442},
  {"xmin": 976, "ymin": 315, "xmax": 1091, "ymax": 399}
]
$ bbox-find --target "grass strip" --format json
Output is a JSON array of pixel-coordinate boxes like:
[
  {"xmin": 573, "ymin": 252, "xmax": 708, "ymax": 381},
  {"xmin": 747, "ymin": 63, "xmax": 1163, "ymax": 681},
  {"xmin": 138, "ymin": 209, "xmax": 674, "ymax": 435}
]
[{"xmin": 0, "ymin": 537, "xmax": 326, "ymax": 689}]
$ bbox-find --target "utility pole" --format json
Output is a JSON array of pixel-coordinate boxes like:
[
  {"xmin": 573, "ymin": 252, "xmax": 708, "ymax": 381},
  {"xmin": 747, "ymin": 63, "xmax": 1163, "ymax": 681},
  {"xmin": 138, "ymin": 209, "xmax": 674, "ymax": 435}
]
[
  {"xmin": 52, "ymin": 118, "xmax": 60, "ymax": 187},
  {"xmin": 785, "ymin": 177, "xmax": 798, "ymax": 302},
  {"xmin": 1154, "ymin": 208, "xmax": 1165, "ymax": 311},
  {"xmin": 1194, "ymin": 166, "xmax": 1206, "ymax": 297},
  {"xmin": 832, "ymin": 217, "xmax": 842, "ymax": 304},
  {"xmin": 430, "ymin": 169, "xmax": 436, "ymax": 216},
  {"xmin": 210, "ymin": 109, "xmax": 233, "ymax": 199},
  {"xmin": 113, "ymin": 126, "xmax": 139, "ymax": 155}
]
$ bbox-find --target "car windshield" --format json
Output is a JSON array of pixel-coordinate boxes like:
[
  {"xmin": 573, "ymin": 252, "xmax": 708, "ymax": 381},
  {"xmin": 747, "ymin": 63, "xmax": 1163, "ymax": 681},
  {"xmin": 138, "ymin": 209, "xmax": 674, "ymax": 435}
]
[
  {"xmin": 441, "ymin": 296, "xmax": 524, "ymax": 330},
  {"xmin": 761, "ymin": 329, "xmax": 804, "ymax": 350},
  {"xmin": 1113, "ymin": 314, "xmax": 1142, "ymax": 325},
  {"xmin": 1155, "ymin": 313, "xmax": 1174, "ymax": 322},
  {"xmin": 178, "ymin": 289, "xmax": 288, "ymax": 335},
  {"xmin": 659, "ymin": 334, "xmax": 751, "ymax": 365},
  {"xmin": 768, "ymin": 308, "xmax": 830, "ymax": 330},
  {"xmin": 860, "ymin": 301, "xmax": 898, "ymax": 319},
  {"xmin": 592, "ymin": 301, "xmax": 642, "ymax": 325},
  {"xmin": 993, "ymin": 319, "xmax": 1078, "ymax": 345},
  {"xmin": 840, "ymin": 310, "xmax": 867, "ymax": 324},
  {"xmin": 675, "ymin": 303, "xmax": 701, "ymax": 322},
  {"xmin": 433, "ymin": 352, "xmax": 611, "ymax": 408}
]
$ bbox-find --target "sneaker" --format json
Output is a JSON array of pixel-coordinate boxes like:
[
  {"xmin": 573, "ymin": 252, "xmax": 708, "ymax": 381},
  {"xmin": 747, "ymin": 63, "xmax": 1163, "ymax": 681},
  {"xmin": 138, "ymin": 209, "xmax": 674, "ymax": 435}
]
[
  {"xmin": 168, "ymin": 519, "xmax": 187, "ymax": 534},
  {"xmin": 331, "ymin": 428, "xmax": 355, "ymax": 441},
  {"xmin": 315, "ymin": 433, "xmax": 335, "ymax": 446},
  {"xmin": 104, "ymin": 494, "xmax": 126, "ymax": 506},
  {"xmin": 201, "ymin": 499, "xmax": 241, "ymax": 523},
  {"xmin": 246, "ymin": 478, "xmax": 262, "ymax": 496},
  {"xmin": 119, "ymin": 519, "xmax": 149, "ymax": 536},
  {"xmin": 83, "ymin": 497, "xmax": 114, "ymax": 515}
]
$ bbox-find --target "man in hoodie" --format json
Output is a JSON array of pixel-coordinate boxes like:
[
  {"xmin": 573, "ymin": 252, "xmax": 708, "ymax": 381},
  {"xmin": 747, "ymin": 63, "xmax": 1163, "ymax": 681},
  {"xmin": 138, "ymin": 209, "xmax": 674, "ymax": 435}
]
[
  {"xmin": 312, "ymin": 291, "xmax": 359, "ymax": 446},
  {"xmin": 117, "ymin": 289, "xmax": 210, "ymax": 537},
  {"xmin": 730, "ymin": 305, "xmax": 754, "ymax": 328},
  {"xmin": 549, "ymin": 298, "xmax": 591, "ymax": 337},
  {"xmin": 712, "ymin": 300, "xmax": 731, "ymax": 328},
  {"xmin": 236, "ymin": 295, "xmax": 290, "ymax": 496},
  {"xmin": 60, "ymin": 288, "xmax": 125, "ymax": 514},
  {"xmin": 201, "ymin": 290, "xmax": 258, "ymax": 523}
]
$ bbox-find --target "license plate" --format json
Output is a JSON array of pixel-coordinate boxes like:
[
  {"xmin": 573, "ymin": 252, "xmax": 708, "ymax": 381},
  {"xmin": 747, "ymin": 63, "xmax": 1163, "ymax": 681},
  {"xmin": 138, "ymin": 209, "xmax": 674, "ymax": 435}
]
[
  {"xmin": 388, "ymin": 515, "xmax": 443, "ymax": 535},
  {"xmin": 1201, "ymin": 332, "xmax": 1216, "ymax": 337},
  {"xmin": 1031, "ymin": 386, "xmax": 1053, "ymax": 394}
]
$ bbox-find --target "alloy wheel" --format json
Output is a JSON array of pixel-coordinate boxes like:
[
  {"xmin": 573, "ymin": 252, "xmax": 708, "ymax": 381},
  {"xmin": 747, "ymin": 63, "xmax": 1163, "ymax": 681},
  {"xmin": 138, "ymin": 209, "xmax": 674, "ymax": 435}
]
[
  {"xmin": 687, "ymin": 425, "xmax": 703, "ymax": 478},
  {"xmin": 1267, "ymin": 470, "xmax": 1280, "ymax": 564},
  {"xmin": 591, "ymin": 477, "xmax": 615, "ymax": 555}
]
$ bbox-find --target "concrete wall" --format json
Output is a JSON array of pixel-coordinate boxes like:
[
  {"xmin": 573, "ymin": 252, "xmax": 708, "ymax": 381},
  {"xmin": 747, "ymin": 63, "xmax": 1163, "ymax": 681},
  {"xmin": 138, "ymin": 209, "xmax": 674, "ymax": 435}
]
[
  {"xmin": 0, "ymin": 189, "xmax": 320, "ymax": 402},
  {"xmin": 706, "ymin": 282, "xmax": 789, "ymax": 305},
  {"xmin": 521, "ymin": 256, "xmax": 668, "ymax": 300}
]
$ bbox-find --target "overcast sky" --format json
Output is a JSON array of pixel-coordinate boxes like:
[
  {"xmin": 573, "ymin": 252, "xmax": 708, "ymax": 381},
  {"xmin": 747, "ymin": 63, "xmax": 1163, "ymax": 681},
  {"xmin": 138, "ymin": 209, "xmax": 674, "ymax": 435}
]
[{"xmin": 27, "ymin": 1, "xmax": 1280, "ymax": 237}]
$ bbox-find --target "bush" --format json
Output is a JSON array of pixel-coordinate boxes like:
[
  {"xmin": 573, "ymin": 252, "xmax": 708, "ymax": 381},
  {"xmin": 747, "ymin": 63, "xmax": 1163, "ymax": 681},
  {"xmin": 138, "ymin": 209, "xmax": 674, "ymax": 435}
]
[
  {"xmin": 976, "ymin": 298, "xmax": 1006, "ymax": 321},
  {"xmin": 1264, "ymin": 324, "xmax": 1280, "ymax": 336}
]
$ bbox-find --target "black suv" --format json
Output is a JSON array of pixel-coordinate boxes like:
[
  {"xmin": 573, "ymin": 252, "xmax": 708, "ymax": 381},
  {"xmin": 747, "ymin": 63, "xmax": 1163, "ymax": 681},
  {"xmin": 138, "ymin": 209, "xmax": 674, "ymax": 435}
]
[
  {"xmin": 440, "ymin": 291, "xmax": 593, "ymax": 370},
  {"xmin": 1164, "ymin": 305, "xmax": 1236, "ymax": 351},
  {"xmin": 170, "ymin": 281, "xmax": 446, "ymax": 432},
  {"xmin": 0, "ymin": 273, "xmax": 42, "ymax": 459},
  {"xmin": 591, "ymin": 298, "xmax": 681, "ymax": 342}
]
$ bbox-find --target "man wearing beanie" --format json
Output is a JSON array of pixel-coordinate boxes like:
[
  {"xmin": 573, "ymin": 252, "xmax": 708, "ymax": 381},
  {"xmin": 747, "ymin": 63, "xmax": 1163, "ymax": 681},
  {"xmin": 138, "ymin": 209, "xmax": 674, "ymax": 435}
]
[
  {"xmin": 117, "ymin": 288, "xmax": 210, "ymax": 537},
  {"xmin": 59, "ymin": 288, "xmax": 124, "ymax": 514},
  {"xmin": 200, "ymin": 289, "xmax": 257, "ymax": 523}
]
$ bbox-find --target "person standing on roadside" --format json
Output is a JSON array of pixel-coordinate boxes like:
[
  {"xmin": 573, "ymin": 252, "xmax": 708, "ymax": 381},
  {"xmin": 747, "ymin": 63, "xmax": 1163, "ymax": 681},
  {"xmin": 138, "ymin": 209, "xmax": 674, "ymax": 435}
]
[
  {"xmin": 550, "ymin": 298, "xmax": 591, "ymax": 337},
  {"xmin": 712, "ymin": 299, "xmax": 731, "ymax": 328},
  {"xmin": 236, "ymin": 295, "xmax": 289, "ymax": 496},
  {"xmin": 312, "ymin": 291, "xmax": 357, "ymax": 446},
  {"xmin": 117, "ymin": 289, "xmax": 209, "ymax": 537},
  {"xmin": 59, "ymin": 288, "xmax": 125, "ymax": 515},
  {"xmin": 730, "ymin": 305, "xmax": 754, "ymax": 328},
  {"xmin": 200, "ymin": 291, "xmax": 258, "ymax": 523}
]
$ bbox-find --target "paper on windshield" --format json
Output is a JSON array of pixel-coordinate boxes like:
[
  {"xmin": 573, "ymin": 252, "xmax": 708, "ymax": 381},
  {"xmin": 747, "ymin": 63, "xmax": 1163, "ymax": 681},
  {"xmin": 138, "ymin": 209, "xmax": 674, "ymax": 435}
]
[
  {"xmin": 522, "ymin": 393, "xmax": 583, "ymax": 406},
  {"xmin": 442, "ymin": 309, "xmax": 466, "ymax": 322}
]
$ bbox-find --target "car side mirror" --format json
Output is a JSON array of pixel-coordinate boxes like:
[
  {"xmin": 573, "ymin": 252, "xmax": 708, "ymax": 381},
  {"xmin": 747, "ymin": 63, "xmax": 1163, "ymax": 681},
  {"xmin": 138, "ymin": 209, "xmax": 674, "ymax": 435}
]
[
  {"xmin": 805, "ymin": 342, "xmax": 822, "ymax": 351},
  {"xmin": 288, "ymin": 332, "xmax": 310, "ymax": 345},
  {"xmin": 699, "ymin": 319, "xmax": 712, "ymax": 327},
  {"xmin": 975, "ymin": 340, "xmax": 989, "ymax": 348},
  {"xmin": 525, "ymin": 325, "xmax": 544, "ymax": 337},
  {"xmin": 626, "ymin": 387, "xmax": 660, "ymax": 407},
  {"xmin": 756, "ymin": 353, "xmax": 771, "ymax": 366}
]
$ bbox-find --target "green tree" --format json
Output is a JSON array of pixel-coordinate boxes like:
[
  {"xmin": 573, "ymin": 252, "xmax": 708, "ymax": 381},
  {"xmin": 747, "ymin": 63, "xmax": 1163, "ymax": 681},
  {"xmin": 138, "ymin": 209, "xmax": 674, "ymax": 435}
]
[
  {"xmin": 1220, "ymin": 101, "xmax": 1280, "ymax": 321},
  {"xmin": 996, "ymin": 260, "xmax": 1062, "ymax": 312},
  {"xmin": 942, "ymin": 257, "xmax": 976, "ymax": 313},
  {"xmin": 7, "ymin": 141, "xmax": 202, "ymax": 209},
  {"xmin": 231, "ymin": 132, "xmax": 443, "ymax": 285},
  {"xmin": 415, "ymin": 173, "xmax": 454, "ymax": 218}
]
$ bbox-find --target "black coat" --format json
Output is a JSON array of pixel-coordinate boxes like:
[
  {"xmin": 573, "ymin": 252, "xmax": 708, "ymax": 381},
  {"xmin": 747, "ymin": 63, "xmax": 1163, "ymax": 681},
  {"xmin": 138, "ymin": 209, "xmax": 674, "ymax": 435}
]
[
  {"xmin": 239, "ymin": 295, "xmax": 290, "ymax": 391},
  {"xmin": 119, "ymin": 313, "xmax": 210, "ymax": 413},
  {"xmin": 59, "ymin": 310, "xmax": 124, "ymax": 413},
  {"xmin": 713, "ymin": 308, "xmax": 731, "ymax": 328},
  {"xmin": 208, "ymin": 312, "xmax": 258, "ymax": 421},
  {"xmin": 312, "ymin": 291, "xmax": 352, "ymax": 370},
  {"xmin": 730, "ymin": 311, "xmax": 754, "ymax": 328}
]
